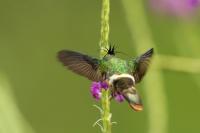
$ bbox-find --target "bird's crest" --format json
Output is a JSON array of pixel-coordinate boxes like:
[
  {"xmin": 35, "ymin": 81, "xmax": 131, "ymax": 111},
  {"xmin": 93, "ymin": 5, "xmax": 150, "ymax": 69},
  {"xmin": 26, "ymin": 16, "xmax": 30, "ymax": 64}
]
[{"xmin": 106, "ymin": 45, "xmax": 115, "ymax": 56}]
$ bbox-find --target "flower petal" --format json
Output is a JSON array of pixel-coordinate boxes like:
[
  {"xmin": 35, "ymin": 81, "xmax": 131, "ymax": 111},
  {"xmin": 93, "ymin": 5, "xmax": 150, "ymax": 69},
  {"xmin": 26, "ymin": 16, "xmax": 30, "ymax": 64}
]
[
  {"xmin": 100, "ymin": 81, "xmax": 109, "ymax": 90},
  {"xmin": 115, "ymin": 94, "xmax": 125, "ymax": 102},
  {"xmin": 90, "ymin": 82, "xmax": 101, "ymax": 100}
]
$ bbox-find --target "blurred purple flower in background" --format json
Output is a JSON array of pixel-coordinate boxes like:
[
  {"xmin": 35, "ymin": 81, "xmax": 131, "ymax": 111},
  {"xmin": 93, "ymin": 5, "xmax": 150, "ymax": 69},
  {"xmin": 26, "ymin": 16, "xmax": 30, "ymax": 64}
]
[
  {"xmin": 149, "ymin": 0, "xmax": 200, "ymax": 17},
  {"xmin": 90, "ymin": 81, "xmax": 125, "ymax": 102}
]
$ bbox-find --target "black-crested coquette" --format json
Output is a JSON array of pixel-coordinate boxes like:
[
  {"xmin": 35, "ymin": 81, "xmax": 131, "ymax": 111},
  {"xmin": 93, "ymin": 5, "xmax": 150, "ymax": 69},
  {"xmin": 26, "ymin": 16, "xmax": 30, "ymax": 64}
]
[{"xmin": 58, "ymin": 46, "xmax": 153, "ymax": 111}]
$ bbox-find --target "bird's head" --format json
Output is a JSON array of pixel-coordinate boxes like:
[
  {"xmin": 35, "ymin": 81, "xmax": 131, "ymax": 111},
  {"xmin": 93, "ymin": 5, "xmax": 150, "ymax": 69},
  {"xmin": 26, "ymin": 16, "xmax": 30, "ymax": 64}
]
[{"xmin": 108, "ymin": 74, "xmax": 143, "ymax": 111}]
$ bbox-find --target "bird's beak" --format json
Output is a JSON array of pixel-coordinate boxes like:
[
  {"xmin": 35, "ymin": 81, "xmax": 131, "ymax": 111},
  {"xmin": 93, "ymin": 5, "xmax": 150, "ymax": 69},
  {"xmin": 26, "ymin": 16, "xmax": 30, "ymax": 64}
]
[
  {"xmin": 130, "ymin": 102, "xmax": 143, "ymax": 112},
  {"xmin": 124, "ymin": 87, "xmax": 143, "ymax": 112}
]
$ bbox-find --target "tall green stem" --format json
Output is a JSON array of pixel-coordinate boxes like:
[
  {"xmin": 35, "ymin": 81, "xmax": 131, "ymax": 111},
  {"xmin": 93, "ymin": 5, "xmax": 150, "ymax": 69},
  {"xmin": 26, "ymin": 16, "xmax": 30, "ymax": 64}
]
[
  {"xmin": 0, "ymin": 73, "xmax": 35, "ymax": 133},
  {"xmin": 101, "ymin": 90, "xmax": 111, "ymax": 133},
  {"xmin": 99, "ymin": 0, "xmax": 110, "ymax": 58},
  {"xmin": 99, "ymin": 0, "xmax": 111, "ymax": 133}
]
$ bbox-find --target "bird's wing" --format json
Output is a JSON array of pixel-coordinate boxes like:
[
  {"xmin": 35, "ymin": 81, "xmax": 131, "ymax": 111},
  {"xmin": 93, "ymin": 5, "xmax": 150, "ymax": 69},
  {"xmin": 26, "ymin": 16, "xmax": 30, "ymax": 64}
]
[
  {"xmin": 58, "ymin": 50, "xmax": 104, "ymax": 81},
  {"xmin": 132, "ymin": 48, "xmax": 154, "ymax": 83}
]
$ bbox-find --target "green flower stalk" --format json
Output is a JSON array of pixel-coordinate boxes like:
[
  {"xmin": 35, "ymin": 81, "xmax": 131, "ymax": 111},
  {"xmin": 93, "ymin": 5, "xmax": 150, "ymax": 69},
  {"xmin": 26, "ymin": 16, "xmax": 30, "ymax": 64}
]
[
  {"xmin": 101, "ymin": 89, "xmax": 112, "ymax": 133},
  {"xmin": 99, "ymin": 0, "xmax": 110, "ymax": 58},
  {"xmin": 99, "ymin": 0, "xmax": 112, "ymax": 133}
]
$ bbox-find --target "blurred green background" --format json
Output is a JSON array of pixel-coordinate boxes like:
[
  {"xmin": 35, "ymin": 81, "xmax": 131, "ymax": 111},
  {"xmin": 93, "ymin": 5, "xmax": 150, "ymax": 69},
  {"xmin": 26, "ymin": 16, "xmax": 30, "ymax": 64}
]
[{"xmin": 0, "ymin": 0, "xmax": 200, "ymax": 133}]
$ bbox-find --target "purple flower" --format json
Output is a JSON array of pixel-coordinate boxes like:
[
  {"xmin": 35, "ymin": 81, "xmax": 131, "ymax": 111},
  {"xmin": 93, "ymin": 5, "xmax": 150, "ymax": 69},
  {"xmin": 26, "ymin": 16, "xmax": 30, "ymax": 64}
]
[
  {"xmin": 90, "ymin": 82, "xmax": 101, "ymax": 100},
  {"xmin": 90, "ymin": 81, "xmax": 125, "ymax": 102},
  {"xmin": 90, "ymin": 81, "xmax": 109, "ymax": 100},
  {"xmin": 188, "ymin": 0, "xmax": 199, "ymax": 7},
  {"xmin": 149, "ymin": 0, "xmax": 200, "ymax": 17},
  {"xmin": 114, "ymin": 94, "xmax": 125, "ymax": 102},
  {"xmin": 100, "ymin": 81, "xmax": 109, "ymax": 90}
]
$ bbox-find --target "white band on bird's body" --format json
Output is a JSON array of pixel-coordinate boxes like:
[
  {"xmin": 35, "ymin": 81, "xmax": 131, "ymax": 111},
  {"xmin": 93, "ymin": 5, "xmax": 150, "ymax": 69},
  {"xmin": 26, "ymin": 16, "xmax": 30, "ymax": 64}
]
[{"xmin": 109, "ymin": 74, "xmax": 135, "ymax": 84}]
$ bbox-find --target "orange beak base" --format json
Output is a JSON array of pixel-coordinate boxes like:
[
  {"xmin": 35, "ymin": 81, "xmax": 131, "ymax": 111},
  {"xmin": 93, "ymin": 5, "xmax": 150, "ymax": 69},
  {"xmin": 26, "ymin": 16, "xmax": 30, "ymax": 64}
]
[{"xmin": 129, "ymin": 103, "xmax": 143, "ymax": 112}]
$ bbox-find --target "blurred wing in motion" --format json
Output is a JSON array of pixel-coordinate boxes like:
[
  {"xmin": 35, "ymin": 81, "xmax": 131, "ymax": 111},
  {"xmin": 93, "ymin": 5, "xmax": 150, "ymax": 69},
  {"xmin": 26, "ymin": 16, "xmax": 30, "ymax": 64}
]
[
  {"xmin": 58, "ymin": 50, "xmax": 103, "ymax": 81},
  {"xmin": 133, "ymin": 48, "xmax": 154, "ymax": 83}
]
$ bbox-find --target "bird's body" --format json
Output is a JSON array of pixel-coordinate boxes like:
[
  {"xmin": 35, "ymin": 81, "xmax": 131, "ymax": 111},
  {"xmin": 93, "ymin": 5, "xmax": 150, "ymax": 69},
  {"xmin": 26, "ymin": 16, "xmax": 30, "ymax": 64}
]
[
  {"xmin": 58, "ymin": 46, "xmax": 153, "ymax": 111},
  {"xmin": 99, "ymin": 56, "xmax": 134, "ymax": 75}
]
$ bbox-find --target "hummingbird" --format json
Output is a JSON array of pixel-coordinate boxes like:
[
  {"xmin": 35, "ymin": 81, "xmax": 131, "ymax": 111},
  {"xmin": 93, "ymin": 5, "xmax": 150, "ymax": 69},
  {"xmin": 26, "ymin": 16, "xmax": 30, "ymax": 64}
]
[{"xmin": 57, "ymin": 46, "xmax": 153, "ymax": 111}]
